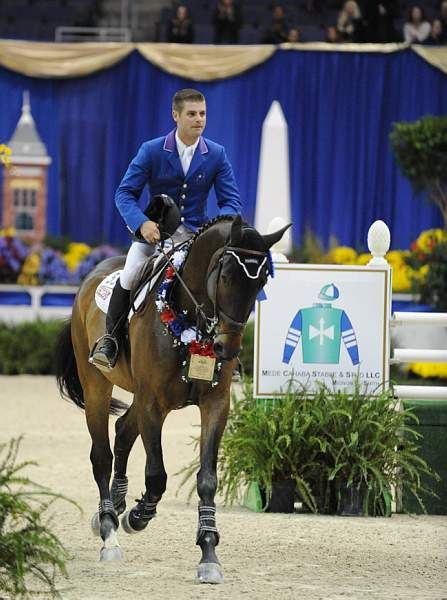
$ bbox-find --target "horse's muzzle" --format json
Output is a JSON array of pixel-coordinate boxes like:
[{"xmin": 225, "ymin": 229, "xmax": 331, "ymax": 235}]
[{"xmin": 213, "ymin": 332, "xmax": 242, "ymax": 361}]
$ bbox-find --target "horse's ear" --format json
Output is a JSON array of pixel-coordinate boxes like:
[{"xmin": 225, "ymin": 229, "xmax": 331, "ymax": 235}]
[
  {"xmin": 229, "ymin": 215, "xmax": 243, "ymax": 246},
  {"xmin": 262, "ymin": 223, "xmax": 292, "ymax": 249}
]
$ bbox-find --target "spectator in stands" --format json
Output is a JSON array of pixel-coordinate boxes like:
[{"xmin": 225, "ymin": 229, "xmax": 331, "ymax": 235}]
[
  {"xmin": 287, "ymin": 28, "xmax": 300, "ymax": 43},
  {"xmin": 326, "ymin": 26, "xmax": 341, "ymax": 43},
  {"xmin": 363, "ymin": 1, "xmax": 399, "ymax": 42},
  {"xmin": 403, "ymin": 6, "xmax": 431, "ymax": 43},
  {"xmin": 337, "ymin": 1, "xmax": 364, "ymax": 42},
  {"xmin": 261, "ymin": 4, "xmax": 289, "ymax": 44},
  {"xmin": 167, "ymin": 5, "xmax": 195, "ymax": 43},
  {"xmin": 423, "ymin": 18, "xmax": 446, "ymax": 44},
  {"xmin": 212, "ymin": 0, "xmax": 242, "ymax": 44},
  {"xmin": 439, "ymin": 1, "xmax": 447, "ymax": 31}
]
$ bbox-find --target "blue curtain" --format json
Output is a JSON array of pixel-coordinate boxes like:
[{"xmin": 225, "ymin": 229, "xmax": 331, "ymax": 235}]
[{"xmin": 0, "ymin": 49, "xmax": 445, "ymax": 249}]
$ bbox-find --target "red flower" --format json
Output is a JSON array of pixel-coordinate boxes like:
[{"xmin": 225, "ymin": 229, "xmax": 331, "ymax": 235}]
[
  {"xmin": 160, "ymin": 308, "xmax": 176, "ymax": 323},
  {"xmin": 165, "ymin": 266, "xmax": 175, "ymax": 279},
  {"xmin": 189, "ymin": 340, "xmax": 216, "ymax": 358}
]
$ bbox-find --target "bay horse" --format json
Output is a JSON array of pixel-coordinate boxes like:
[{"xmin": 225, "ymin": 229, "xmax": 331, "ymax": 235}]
[{"xmin": 55, "ymin": 215, "xmax": 289, "ymax": 584}]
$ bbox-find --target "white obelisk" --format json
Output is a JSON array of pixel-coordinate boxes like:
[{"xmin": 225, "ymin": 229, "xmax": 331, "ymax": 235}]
[{"xmin": 255, "ymin": 100, "xmax": 292, "ymax": 256}]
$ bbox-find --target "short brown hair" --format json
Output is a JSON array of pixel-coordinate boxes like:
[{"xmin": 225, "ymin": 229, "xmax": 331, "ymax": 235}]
[{"xmin": 172, "ymin": 89, "xmax": 205, "ymax": 113}]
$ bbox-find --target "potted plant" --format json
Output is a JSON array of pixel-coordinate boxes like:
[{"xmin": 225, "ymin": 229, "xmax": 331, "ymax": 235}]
[
  {"xmin": 177, "ymin": 380, "xmax": 438, "ymax": 516},
  {"xmin": 390, "ymin": 115, "xmax": 447, "ymax": 228}
]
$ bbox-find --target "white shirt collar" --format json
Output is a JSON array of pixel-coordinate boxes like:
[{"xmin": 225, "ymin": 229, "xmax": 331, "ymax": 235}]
[{"xmin": 175, "ymin": 130, "xmax": 200, "ymax": 156}]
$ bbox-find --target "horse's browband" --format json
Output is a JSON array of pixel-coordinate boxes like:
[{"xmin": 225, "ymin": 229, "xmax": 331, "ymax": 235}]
[{"xmin": 224, "ymin": 246, "xmax": 268, "ymax": 257}]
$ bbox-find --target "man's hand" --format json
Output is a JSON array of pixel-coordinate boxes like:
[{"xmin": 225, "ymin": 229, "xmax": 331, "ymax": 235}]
[{"xmin": 140, "ymin": 220, "xmax": 160, "ymax": 244}]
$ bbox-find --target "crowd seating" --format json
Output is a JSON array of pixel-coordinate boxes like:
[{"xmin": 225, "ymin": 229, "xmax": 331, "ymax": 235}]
[{"xmin": 0, "ymin": 0, "xmax": 443, "ymax": 43}]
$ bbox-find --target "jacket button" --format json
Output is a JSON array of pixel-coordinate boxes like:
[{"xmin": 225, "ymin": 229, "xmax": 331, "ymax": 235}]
[
  {"xmin": 180, "ymin": 205, "xmax": 185, "ymax": 210},
  {"xmin": 181, "ymin": 194, "xmax": 186, "ymax": 199},
  {"xmin": 183, "ymin": 183, "xmax": 187, "ymax": 189},
  {"xmin": 180, "ymin": 217, "xmax": 185, "ymax": 223}
]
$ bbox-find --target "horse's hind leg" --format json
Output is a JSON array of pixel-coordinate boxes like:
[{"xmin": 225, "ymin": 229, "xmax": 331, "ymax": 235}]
[
  {"xmin": 83, "ymin": 373, "xmax": 123, "ymax": 562},
  {"xmin": 121, "ymin": 398, "xmax": 167, "ymax": 534},
  {"xmin": 111, "ymin": 401, "xmax": 139, "ymax": 515}
]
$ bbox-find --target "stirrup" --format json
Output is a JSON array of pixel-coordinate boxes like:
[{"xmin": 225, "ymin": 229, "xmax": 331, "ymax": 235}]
[{"xmin": 89, "ymin": 334, "xmax": 119, "ymax": 372}]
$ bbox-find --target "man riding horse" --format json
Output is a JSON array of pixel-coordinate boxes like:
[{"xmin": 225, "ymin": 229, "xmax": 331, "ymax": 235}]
[{"xmin": 90, "ymin": 88, "xmax": 241, "ymax": 371}]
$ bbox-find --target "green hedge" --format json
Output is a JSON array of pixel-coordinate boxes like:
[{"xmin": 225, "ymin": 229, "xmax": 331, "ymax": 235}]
[{"xmin": 0, "ymin": 320, "xmax": 65, "ymax": 375}]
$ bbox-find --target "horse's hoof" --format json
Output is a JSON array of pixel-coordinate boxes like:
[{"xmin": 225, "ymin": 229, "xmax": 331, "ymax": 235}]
[
  {"xmin": 100, "ymin": 546, "xmax": 124, "ymax": 562},
  {"xmin": 121, "ymin": 510, "xmax": 139, "ymax": 534},
  {"xmin": 91, "ymin": 511, "xmax": 101, "ymax": 536},
  {"xmin": 196, "ymin": 562, "xmax": 224, "ymax": 584}
]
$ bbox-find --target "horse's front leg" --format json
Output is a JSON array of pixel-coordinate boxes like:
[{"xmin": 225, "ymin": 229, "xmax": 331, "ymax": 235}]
[
  {"xmin": 196, "ymin": 393, "xmax": 230, "ymax": 584},
  {"xmin": 121, "ymin": 399, "xmax": 167, "ymax": 534},
  {"xmin": 111, "ymin": 401, "xmax": 139, "ymax": 516}
]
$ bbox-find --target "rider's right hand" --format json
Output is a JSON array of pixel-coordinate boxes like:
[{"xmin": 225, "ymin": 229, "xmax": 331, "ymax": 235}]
[{"xmin": 140, "ymin": 220, "xmax": 161, "ymax": 244}]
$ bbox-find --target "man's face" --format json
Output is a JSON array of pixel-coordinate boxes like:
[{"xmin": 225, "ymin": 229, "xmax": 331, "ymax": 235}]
[{"xmin": 173, "ymin": 100, "xmax": 206, "ymax": 143}]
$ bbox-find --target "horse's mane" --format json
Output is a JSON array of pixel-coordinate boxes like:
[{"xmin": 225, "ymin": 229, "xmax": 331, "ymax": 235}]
[
  {"xmin": 131, "ymin": 215, "xmax": 238, "ymax": 299},
  {"xmin": 187, "ymin": 214, "xmax": 237, "ymax": 246}
]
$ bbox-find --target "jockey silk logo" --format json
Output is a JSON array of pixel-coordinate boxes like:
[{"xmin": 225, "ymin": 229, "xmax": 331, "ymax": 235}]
[{"xmin": 282, "ymin": 283, "xmax": 360, "ymax": 366}]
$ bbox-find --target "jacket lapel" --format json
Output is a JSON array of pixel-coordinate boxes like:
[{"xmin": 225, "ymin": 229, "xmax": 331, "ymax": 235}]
[
  {"xmin": 163, "ymin": 129, "xmax": 183, "ymax": 177},
  {"xmin": 186, "ymin": 137, "xmax": 209, "ymax": 181}
]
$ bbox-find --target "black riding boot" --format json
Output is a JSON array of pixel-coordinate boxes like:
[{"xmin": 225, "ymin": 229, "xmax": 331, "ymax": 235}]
[{"xmin": 89, "ymin": 280, "xmax": 131, "ymax": 372}]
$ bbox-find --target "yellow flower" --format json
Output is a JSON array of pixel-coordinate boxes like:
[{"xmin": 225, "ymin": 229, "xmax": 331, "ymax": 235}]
[
  {"xmin": 0, "ymin": 227, "xmax": 16, "ymax": 237},
  {"xmin": 356, "ymin": 253, "xmax": 371, "ymax": 266},
  {"xmin": 386, "ymin": 250, "xmax": 406, "ymax": 267},
  {"xmin": 18, "ymin": 252, "xmax": 41, "ymax": 285},
  {"xmin": 413, "ymin": 228, "xmax": 447, "ymax": 253},
  {"xmin": 409, "ymin": 363, "xmax": 447, "ymax": 379},
  {"xmin": 391, "ymin": 263, "xmax": 415, "ymax": 292},
  {"xmin": 64, "ymin": 242, "xmax": 91, "ymax": 271},
  {"xmin": 0, "ymin": 143, "xmax": 12, "ymax": 168},
  {"xmin": 326, "ymin": 246, "xmax": 357, "ymax": 265}
]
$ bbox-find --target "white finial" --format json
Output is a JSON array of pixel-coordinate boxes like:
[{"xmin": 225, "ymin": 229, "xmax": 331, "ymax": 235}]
[
  {"xmin": 20, "ymin": 90, "xmax": 33, "ymax": 125},
  {"xmin": 367, "ymin": 220, "xmax": 390, "ymax": 266},
  {"xmin": 267, "ymin": 216, "xmax": 289, "ymax": 263}
]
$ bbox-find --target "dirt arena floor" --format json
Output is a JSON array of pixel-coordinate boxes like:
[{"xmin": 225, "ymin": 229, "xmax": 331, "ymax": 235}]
[{"xmin": 1, "ymin": 375, "xmax": 447, "ymax": 600}]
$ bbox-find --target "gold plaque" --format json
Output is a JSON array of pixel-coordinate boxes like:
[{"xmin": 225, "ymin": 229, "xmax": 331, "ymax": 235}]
[{"xmin": 188, "ymin": 354, "xmax": 216, "ymax": 381}]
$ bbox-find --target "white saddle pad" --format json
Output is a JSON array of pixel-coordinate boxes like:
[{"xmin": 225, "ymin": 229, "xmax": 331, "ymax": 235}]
[{"xmin": 95, "ymin": 269, "xmax": 158, "ymax": 320}]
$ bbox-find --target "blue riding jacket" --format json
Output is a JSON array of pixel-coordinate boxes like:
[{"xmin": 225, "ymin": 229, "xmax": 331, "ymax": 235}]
[{"xmin": 115, "ymin": 129, "xmax": 241, "ymax": 236}]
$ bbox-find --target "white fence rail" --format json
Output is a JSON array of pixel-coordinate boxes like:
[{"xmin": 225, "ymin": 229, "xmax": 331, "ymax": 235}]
[
  {"xmin": 0, "ymin": 284, "xmax": 77, "ymax": 322},
  {"xmin": 391, "ymin": 311, "xmax": 447, "ymax": 401}
]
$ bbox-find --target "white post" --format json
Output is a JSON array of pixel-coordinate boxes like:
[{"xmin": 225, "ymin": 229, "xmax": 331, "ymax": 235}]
[
  {"xmin": 255, "ymin": 101, "xmax": 292, "ymax": 255},
  {"xmin": 367, "ymin": 220, "xmax": 391, "ymax": 266}
]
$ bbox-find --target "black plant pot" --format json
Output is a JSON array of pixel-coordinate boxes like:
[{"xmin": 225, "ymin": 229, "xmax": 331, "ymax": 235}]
[
  {"xmin": 337, "ymin": 483, "xmax": 366, "ymax": 517},
  {"xmin": 265, "ymin": 479, "xmax": 296, "ymax": 513}
]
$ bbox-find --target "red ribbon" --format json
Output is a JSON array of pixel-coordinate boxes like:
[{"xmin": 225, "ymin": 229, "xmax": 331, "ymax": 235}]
[
  {"xmin": 189, "ymin": 340, "xmax": 216, "ymax": 358},
  {"xmin": 160, "ymin": 308, "xmax": 176, "ymax": 324},
  {"xmin": 165, "ymin": 266, "xmax": 175, "ymax": 279}
]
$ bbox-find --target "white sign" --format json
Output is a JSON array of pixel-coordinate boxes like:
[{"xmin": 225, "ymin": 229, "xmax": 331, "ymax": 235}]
[{"xmin": 254, "ymin": 264, "xmax": 391, "ymax": 397}]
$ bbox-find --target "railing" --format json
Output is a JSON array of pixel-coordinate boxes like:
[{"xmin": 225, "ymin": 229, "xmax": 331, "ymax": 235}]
[
  {"xmin": 391, "ymin": 312, "xmax": 447, "ymax": 401},
  {"xmin": 55, "ymin": 27, "xmax": 131, "ymax": 42},
  {"xmin": 0, "ymin": 284, "xmax": 77, "ymax": 322}
]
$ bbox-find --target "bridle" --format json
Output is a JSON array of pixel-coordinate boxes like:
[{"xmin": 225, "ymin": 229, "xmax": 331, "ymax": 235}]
[
  {"xmin": 158, "ymin": 233, "xmax": 272, "ymax": 340},
  {"xmin": 206, "ymin": 244, "xmax": 271, "ymax": 335}
]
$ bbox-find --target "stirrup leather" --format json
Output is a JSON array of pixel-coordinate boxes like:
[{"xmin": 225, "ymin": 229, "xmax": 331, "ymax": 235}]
[{"xmin": 89, "ymin": 334, "xmax": 119, "ymax": 372}]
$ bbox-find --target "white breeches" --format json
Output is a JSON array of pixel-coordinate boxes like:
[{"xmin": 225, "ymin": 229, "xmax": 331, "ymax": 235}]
[{"xmin": 119, "ymin": 225, "xmax": 194, "ymax": 290}]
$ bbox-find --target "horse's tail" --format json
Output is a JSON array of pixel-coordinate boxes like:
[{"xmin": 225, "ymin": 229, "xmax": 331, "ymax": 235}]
[{"xmin": 55, "ymin": 320, "xmax": 128, "ymax": 415}]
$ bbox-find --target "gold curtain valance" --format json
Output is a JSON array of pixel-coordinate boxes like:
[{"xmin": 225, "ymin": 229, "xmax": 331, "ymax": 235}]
[
  {"xmin": 136, "ymin": 43, "xmax": 275, "ymax": 81},
  {"xmin": 0, "ymin": 40, "xmax": 446, "ymax": 80},
  {"xmin": 0, "ymin": 40, "xmax": 134, "ymax": 78}
]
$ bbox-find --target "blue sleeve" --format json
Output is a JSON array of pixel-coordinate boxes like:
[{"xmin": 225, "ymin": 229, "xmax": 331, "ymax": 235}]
[
  {"xmin": 214, "ymin": 147, "xmax": 242, "ymax": 216},
  {"xmin": 282, "ymin": 311, "xmax": 302, "ymax": 364},
  {"xmin": 115, "ymin": 142, "xmax": 152, "ymax": 235},
  {"xmin": 341, "ymin": 311, "xmax": 360, "ymax": 366}
]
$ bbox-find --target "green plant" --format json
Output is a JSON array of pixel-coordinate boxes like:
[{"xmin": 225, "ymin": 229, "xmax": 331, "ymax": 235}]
[
  {"xmin": 178, "ymin": 380, "xmax": 439, "ymax": 516},
  {"xmin": 0, "ymin": 320, "xmax": 64, "ymax": 375},
  {"xmin": 239, "ymin": 320, "xmax": 254, "ymax": 377},
  {"xmin": 319, "ymin": 381, "xmax": 438, "ymax": 515},
  {"xmin": 390, "ymin": 115, "xmax": 447, "ymax": 227},
  {"xmin": 0, "ymin": 438, "xmax": 76, "ymax": 598},
  {"xmin": 418, "ymin": 241, "xmax": 447, "ymax": 310}
]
